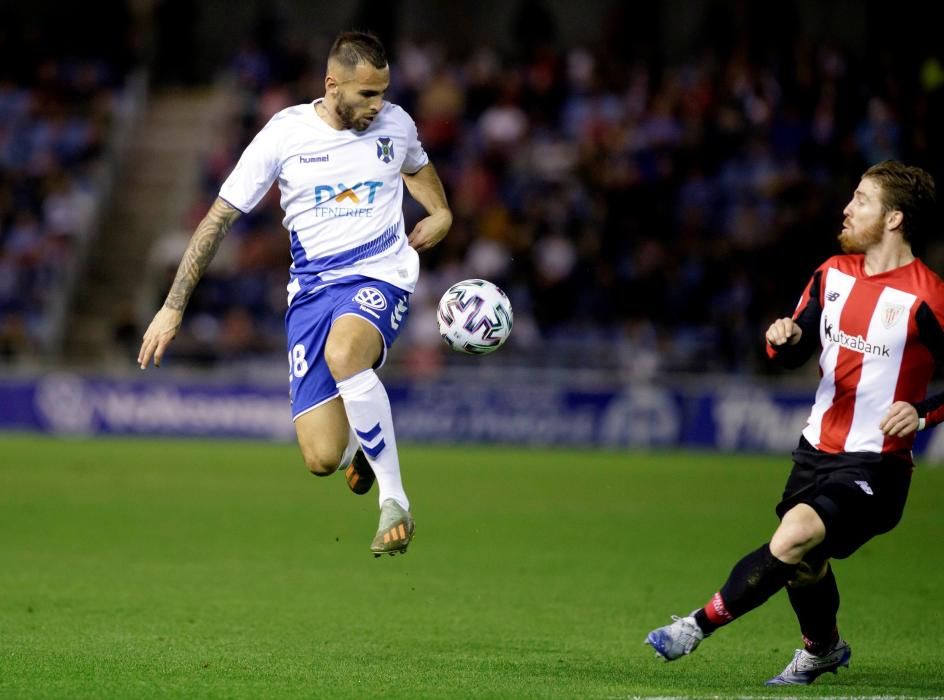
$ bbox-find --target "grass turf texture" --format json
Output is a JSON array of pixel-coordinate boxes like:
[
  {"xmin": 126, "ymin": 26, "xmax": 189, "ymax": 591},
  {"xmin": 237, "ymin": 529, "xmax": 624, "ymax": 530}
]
[{"xmin": 1, "ymin": 435, "xmax": 942, "ymax": 699}]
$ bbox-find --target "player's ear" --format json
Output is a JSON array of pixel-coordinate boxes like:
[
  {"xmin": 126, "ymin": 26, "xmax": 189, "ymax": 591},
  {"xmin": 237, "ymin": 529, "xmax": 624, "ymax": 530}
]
[
  {"xmin": 886, "ymin": 209, "xmax": 904, "ymax": 231},
  {"xmin": 325, "ymin": 74, "xmax": 337, "ymax": 94}
]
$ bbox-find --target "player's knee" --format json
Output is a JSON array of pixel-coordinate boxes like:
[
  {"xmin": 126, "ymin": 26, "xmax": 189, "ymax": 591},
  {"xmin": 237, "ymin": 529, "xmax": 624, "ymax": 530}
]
[
  {"xmin": 324, "ymin": 337, "xmax": 362, "ymax": 381},
  {"xmin": 300, "ymin": 447, "xmax": 342, "ymax": 476},
  {"xmin": 788, "ymin": 558, "xmax": 828, "ymax": 588},
  {"xmin": 771, "ymin": 505, "xmax": 826, "ymax": 562},
  {"xmin": 774, "ymin": 522, "xmax": 824, "ymax": 554},
  {"xmin": 304, "ymin": 456, "xmax": 338, "ymax": 477},
  {"xmin": 325, "ymin": 322, "xmax": 381, "ymax": 381}
]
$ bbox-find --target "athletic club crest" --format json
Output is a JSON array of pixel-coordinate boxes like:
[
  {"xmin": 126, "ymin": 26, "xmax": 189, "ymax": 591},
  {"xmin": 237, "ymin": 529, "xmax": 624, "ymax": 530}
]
[
  {"xmin": 376, "ymin": 137, "xmax": 394, "ymax": 163},
  {"xmin": 881, "ymin": 303, "xmax": 905, "ymax": 329}
]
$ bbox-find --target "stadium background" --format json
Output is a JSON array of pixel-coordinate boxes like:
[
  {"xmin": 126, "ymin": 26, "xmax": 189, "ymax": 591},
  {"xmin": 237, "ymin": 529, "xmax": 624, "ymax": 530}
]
[
  {"xmin": 3, "ymin": 2, "xmax": 944, "ymax": 698},
  {"xmin": 4, "ymin": 0, "xmax": 944, "ymax": 456}
]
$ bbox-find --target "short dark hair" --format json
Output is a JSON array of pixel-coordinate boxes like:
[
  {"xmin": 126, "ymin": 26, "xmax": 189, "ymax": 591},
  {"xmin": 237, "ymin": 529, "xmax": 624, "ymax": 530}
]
[
  {"xmin": 328, "ymin": 31, "xmax": 387, "ymax": 71},
  {"xmin": 862, "ymin": 160, "xmax": 937, "ymax": 245}
]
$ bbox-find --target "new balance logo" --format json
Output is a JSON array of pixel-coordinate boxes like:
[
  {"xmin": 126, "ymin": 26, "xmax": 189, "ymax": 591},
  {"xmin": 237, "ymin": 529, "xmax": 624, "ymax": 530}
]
[{"xmin": 826, "ymin": 291, "xmax": 841, "ymax": 302}]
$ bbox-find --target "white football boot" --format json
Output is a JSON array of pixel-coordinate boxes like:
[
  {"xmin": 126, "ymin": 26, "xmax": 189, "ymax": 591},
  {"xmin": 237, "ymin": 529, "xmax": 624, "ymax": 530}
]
[
  {"xmin": 645, "ymin": 613, "xmax": 705, "ymax": 661},
  {"xmin": 765, "ymin": 640, "xmax": 851, "ymax": 685}
]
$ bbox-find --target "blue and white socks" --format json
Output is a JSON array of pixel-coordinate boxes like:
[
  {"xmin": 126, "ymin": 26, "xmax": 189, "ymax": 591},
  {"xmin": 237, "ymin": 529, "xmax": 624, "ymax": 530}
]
[{"xmin": 336, "ymin": 369, "xmax": 409, "ymax": 511}]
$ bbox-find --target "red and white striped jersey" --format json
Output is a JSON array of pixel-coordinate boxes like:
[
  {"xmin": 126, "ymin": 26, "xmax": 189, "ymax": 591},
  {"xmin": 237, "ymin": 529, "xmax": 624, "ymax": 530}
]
[{"xmin": 768, "ymin": 254, "xmax": 944, "ymax": 455}]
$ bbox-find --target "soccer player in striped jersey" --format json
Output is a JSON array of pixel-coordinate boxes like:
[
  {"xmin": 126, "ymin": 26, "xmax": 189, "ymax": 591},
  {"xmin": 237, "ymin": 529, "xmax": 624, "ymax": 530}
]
[
  {"xmin": 646, "ymin": 161, "xmax": 940, "ymax": 685},
  {"xmin": 137, "ymin": 32, "xmax": 452, "ymax": 557}
]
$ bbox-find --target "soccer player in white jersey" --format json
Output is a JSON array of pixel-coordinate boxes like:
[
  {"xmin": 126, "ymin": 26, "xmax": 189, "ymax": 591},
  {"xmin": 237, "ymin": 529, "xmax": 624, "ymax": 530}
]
[
  {"xmin": 646, "ymin": 161, "xmax": 943, "ymax": 684},
  {"xmin": 137, "ymin": 32, "xmax": 452, "ymax": 557}
]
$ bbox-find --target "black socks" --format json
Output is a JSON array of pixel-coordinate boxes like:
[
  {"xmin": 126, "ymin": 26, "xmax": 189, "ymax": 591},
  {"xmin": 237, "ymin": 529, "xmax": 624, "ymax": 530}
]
[
  {"xmin": 787, "ymin": 563, "xmax": 841, "ymax": 655},
  {"xmin": 694, "ymin": 543, "xmax": 798, "ymax": 634}
]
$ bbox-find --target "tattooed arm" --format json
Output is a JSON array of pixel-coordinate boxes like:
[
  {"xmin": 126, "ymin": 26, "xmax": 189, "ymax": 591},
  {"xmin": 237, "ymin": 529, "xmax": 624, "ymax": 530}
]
[{"xmin": 137, "ymin": 198, "xmax": 241, "ymax": 368}]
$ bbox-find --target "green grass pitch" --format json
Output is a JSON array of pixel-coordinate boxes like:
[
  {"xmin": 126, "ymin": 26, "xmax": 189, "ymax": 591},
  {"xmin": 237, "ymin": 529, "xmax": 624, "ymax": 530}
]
[{"xmin": 1, "ymin": 434, "xmax": 942, "ymax": 698}]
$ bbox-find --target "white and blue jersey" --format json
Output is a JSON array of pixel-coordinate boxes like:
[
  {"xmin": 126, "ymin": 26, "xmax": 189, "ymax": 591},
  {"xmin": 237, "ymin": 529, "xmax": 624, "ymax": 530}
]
[
  {"xmin": 219, "ymin": 99, "xmax": 428, "ymax": 303},
  {"xmin": 219, "ymin": 100, "xmax": 428, "ymax": 418}
]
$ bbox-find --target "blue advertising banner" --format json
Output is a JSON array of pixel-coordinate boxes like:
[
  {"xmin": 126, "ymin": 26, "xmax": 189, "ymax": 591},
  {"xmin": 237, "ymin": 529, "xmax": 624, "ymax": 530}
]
[
  {"xmin": 1, "ymin": 374, "xmax": 941, "ymax": 460},
  {"xmin": 0, "ymin": 374, "xmax": 295, "ymax": 440}
]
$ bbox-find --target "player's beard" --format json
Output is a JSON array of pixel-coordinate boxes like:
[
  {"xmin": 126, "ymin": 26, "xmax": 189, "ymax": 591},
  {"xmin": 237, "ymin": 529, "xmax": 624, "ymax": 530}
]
[
  {"xmin": 838, "ymin": 216, "xmax": 884, "ymax": 253},
  {"xmin": 335, "ymin": 95, "xmax": 371, "ymax": 132}
]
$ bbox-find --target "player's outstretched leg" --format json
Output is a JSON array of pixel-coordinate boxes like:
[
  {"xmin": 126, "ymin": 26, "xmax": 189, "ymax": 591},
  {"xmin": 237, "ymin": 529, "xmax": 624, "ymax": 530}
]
[
  {"xmin": 645, "ymin": 612, "xmax": 705, "ymax": 660},
  {"xmin": 370, "ymin": 498, "xmax": 415, "ymax": 557},
  {"xmin": 345, "ymin": 448, "xmax": 375, "ymax": 495},
  {"xmin": 336, "ymin": 368, "xmax": 413, "ymax": 554},
  {"xmin": 765, "ymin": 640, "xmax": 851, "ymax": 685}
]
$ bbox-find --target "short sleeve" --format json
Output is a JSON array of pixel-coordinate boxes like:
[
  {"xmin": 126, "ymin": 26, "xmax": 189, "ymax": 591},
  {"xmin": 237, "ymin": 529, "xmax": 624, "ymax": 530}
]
[
  {"xmin": 400, "ymin": 113, "xmax": 429, "ymax": 175},
  {"xmin": 219, "ymin": 118, "xmax": 283, "ymax": 213}
]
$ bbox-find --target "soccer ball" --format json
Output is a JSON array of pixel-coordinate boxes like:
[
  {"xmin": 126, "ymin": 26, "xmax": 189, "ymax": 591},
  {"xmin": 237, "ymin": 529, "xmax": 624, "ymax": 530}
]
[{"xmin": 437, "ymin": 279, "xmax": 513, "ymax": 355}]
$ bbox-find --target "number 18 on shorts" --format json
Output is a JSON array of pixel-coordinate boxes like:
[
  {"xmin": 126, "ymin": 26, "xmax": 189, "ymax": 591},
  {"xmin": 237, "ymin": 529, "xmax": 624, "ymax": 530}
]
[{"xmin": 285, "ymin": 279, "xmax": 410, "ymax": 419}]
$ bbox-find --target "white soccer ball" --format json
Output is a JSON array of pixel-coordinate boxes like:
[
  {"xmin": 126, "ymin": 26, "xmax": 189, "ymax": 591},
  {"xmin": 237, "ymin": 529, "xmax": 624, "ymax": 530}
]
[{"xmin": 437, "ymin": 279, "xmax": 513, "ymax": 355}]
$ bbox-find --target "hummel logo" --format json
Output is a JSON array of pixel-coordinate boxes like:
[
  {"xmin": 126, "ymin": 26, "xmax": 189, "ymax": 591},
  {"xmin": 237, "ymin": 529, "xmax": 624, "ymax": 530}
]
[
  {"xmin": 390, "ymin": 297, "xmax": 407, "ymax": 330},
  {"xmin": 356, "ymin": 422, "xmax": 386, "ymax": 458},
  {"xmin": 826, "ymin": 291, "xmax": 840, "ymax": 302},
  {"xmin": 855, "ymin": 480, "xmax": 874, "ymax": 495},
  {"xmin": 299, "ymin": 154, "xmax": 329, "ymax": 164}
]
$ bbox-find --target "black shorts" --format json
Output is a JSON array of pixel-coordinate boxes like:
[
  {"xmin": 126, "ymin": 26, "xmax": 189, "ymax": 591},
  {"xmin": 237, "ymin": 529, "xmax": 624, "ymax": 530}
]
[{"xmin": 775, "ymin": 438, "xmax": 913, "ymax": 560}]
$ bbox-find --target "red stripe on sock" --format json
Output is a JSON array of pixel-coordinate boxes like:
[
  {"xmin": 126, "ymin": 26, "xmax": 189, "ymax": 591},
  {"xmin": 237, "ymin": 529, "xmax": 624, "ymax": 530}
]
[
  {"xmin": 803, "ymin": 626, "xmax": 840, "ymax": 654},
  {"xmin": 704, "ymin": 592, "xmax": 734, "ymax": 625}
]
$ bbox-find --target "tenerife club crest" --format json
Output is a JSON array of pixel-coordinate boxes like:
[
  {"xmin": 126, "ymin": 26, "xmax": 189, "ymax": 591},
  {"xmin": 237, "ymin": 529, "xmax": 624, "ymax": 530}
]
[{"xmin": 376, "ymin": 137, "xmax": 395, "ymax": 163}]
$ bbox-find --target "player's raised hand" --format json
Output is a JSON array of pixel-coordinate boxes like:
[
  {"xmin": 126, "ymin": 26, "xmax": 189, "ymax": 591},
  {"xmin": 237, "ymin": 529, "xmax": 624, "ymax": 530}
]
[
  {"xmin": 880, "ymin": 401, "xmax": 920, "ymax": 437},
  {"xmin": 138, "ymin": 306, "xmax": 184, "ymax": 369},
  {"xmin": 765, "ymin": 317, "xmax": 803, "ymax": 346},
  {"xmin": 407, "ymin": 209, "xmax": 452, "ymax": 253}
]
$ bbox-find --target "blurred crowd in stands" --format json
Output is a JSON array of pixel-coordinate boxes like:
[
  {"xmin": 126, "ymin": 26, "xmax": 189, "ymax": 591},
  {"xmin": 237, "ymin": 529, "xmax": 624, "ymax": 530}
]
[
  {"xmin": 156, "ymin": 23, "xmax": 944, "ymax": 376},
  {"xmin": 4, "ymin": 3, "xmax": 944, "ymax": 378},
  {"xmin": 0, "ymin": 7, "xmax": 133, "ymax": 361}
]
